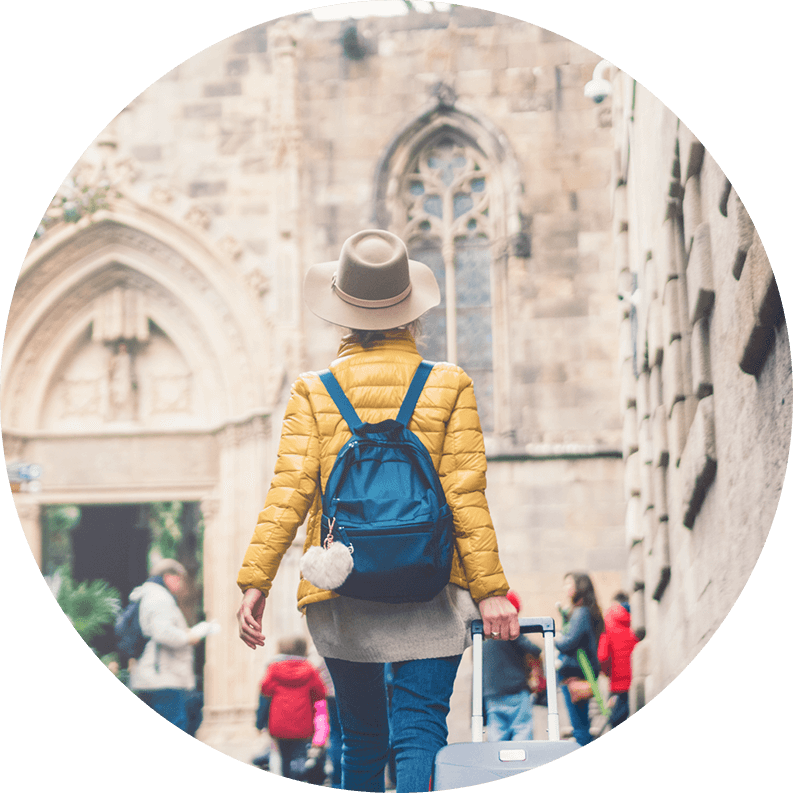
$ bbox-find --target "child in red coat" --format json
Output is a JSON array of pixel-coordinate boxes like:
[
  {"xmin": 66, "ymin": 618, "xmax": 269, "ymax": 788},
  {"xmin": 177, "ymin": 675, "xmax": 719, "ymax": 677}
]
[
  {"xmin": 259, "ymin": 636, "xmax": 327, "ymax": 780},
  {"xmin": 597, "ymin": 592, "xmax": 640, "ymax": 729}
]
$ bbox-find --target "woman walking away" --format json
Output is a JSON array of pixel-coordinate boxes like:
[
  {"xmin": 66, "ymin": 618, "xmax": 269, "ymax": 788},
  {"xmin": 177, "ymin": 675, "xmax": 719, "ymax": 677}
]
[
  {"xmin": 555, "ymin": 572, "xmax": 604, "ymax": 747},
  {"xmin": 237, "ymin": 229, "xmax": 519, "ymax": 793}
]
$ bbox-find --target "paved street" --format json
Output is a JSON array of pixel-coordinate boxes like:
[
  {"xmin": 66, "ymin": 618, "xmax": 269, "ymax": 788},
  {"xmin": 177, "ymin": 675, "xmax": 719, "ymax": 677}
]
[{"xmin": 198, "ymin": 698, "xmax": 594, "ymax": 783}]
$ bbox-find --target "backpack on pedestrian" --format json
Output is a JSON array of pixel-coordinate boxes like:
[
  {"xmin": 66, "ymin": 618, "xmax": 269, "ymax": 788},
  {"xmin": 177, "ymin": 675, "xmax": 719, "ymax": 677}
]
[
  {"xmin": 300, "ymin": 360, "xmax": 454, "ymax": 603},
  {"xmin": 114, "ymin": 599, "xmax": 148, "ymax": 659}
]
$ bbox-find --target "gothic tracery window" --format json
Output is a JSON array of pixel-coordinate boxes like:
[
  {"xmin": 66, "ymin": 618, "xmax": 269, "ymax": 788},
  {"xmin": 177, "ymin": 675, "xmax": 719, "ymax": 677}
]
[{"xmin": 399, "ymin": 133, "xmax": 495, "ymax": 431}]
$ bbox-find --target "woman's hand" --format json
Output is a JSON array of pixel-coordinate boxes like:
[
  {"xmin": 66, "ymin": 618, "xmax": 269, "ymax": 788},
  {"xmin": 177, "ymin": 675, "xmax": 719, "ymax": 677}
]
[
  {"xmin": 237, "ymin": 588, "xmax": 266, "ymax": 649},
  {"xmin": 478, "ymin": 595, "xmax": 519, "ymax": 640}
]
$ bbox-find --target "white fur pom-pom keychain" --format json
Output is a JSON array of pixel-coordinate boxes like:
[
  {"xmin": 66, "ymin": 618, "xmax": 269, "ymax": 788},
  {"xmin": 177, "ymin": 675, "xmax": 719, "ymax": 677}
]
[{"xmin": 300, "ymin": 518, "xmax": 354, "ymax": 591}]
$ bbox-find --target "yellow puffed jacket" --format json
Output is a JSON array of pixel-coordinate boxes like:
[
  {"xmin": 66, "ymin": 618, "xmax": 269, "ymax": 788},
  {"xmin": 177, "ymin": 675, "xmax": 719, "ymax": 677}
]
[{"xmin": 237, "ymin": 329, "xmax": 510, "ymax": 611}]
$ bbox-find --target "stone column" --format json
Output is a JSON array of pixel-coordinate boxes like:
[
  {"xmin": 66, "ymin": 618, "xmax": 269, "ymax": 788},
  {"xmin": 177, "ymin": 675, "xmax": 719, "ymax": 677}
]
[
  {"xmin": 198, "ymin": 413, "xmax": 273, "ymax": 750},
  {"xmin": 14, "ymin": 500, "xmax": 42, "ymax": 567},
  {"xmin": 268, "ymin": 19, "xmax": 307, "ymax": 379}
]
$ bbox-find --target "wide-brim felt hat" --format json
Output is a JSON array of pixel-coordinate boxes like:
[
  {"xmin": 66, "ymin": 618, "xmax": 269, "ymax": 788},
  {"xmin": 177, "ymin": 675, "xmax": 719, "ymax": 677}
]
[{"xmin": 303, "ymin": 229, "xmax": 441, "ymax": 331}]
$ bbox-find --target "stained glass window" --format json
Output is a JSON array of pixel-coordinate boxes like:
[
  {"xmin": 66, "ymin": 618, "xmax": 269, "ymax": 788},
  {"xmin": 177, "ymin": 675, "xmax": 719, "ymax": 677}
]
[{"xmin": 400, "ymin": 134, "xmax": 494, "ymax": 430}]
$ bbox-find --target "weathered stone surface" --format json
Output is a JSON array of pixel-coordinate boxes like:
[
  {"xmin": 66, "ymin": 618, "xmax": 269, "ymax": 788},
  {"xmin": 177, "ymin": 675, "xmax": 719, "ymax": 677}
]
[
  {"xmin": 690, "ymin": 316, "xmax": 713, "ymax": 398},
  {"xmin": 636, "ymin": 368, "xmax": 651, "ymax": 421},
  {"xmin": 624, "ymin": 451, "xmax": 641, "ymax": 500},
  {"xmin": 728, "ymin": 188, "xmax": 754, "ymax": 280},
  {"xmin": 628, "ymin": 539, "xmax": 645, "ymax": 589},
  {"xmin": 663, "ymin": 338, "xmax": 686, "ymax": 417},
  {"xmin": 638, "ymin": 417, "xmax": 653, "ymax": 466},
  {"xmin": 737, "ymin": 234, "xmax": 784, "ymax": 376},
  {"xmin": 681, "ymin": 395, "xmax": 717, "ymax": 528},
  {"xmin": 622, "ymin": 406, "xmax": 639, "ymax": 458},
  {"xmin": 652, "ymin": 404, "xmax": 669, "ymax": 468},
  {"xmin": 650, "ymin": 517, "xmax": 671, "ymax": 601},
  {"xmin": 668, "ymin": 395, "xmax": 695, "ymax": 469},
  {"xmin": 679, "ymin": 124, "xmax": 705, "ymax": 183},
  {"xmin": 647, "ymin": 297, "xmax": 664, "ymax": 368},
  {"xmin": 619, "ymin": 358, "xmax": 637, "ymax": 414},
  {"xmin": 639, "ymin": 458, "xmax": 654, "ymax": 513},
  {"xmin": 662, "ymin": 276, "xmax": 683, "ymax": 345},
  {"xmin": 652, "ymin": 465, "xmax": 669, "ymax": 521},
  {"xmin": 649, "ymin": 364, "xmax": 663, "ymax": 415},
  {"xmin": 682, "ymin": 176, "xmax": 702, "ymax": 252},
  {"xmin": 625, "ymin": 495, "xmax": 642, "ymax": 544},
  {"xmin": 687, "ymin": 222, "xmax": 715, "ymax": 324},
  {"xmin": 658, "ymin": 217, "xmax": 681, "ymax": 283}
]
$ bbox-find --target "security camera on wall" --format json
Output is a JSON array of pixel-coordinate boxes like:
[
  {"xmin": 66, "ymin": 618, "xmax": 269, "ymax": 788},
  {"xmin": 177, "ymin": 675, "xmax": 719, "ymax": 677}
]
[
  {"xmin": 584, "ymin": 59, "xmax": 614, "ymax": 103},
  {"xmin": 584, "ymin": 76, "xmax": 613, "ymax": 104}
]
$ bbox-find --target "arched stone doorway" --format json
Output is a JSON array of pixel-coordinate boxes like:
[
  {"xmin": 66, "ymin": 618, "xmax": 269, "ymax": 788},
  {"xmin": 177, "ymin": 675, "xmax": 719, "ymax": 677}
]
[{"xmin": 2, "ymin": 199, "xmax": 297, "ymax": 743}]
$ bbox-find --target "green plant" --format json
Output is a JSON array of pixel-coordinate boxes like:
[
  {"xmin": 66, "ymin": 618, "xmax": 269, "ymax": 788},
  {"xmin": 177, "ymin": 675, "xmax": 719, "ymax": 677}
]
[{"xmin": 50, "ymin": 566, "xmax": 121, "ymax": 647}]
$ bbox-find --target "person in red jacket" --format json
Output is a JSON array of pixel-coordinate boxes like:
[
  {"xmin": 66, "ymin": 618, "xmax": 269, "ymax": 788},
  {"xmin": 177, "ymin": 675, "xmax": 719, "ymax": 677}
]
[
  {"xmin": 260, "ymin": 636, "xmax": 327, "ymax": 780},
  {"xmin": 597, "ymin": 592, "xmax": 640, "ymax": 729}
]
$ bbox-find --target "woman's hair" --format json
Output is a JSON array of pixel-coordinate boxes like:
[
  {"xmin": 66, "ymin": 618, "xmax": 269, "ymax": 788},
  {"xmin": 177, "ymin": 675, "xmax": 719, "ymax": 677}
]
[
  {"xmin": 277, "ymin": 636, "xmax": 307, "ymax": 657},
  {"xmin": 149, "ymin": 558, "xmax": 187, "ymax": 578},
  {"xmin": 565, "ymin": 571, "xmax": 605, "ymax": 638},
  {"xmin": 345, "ymin": 320, "xmax": 422, "ymax": 349}
]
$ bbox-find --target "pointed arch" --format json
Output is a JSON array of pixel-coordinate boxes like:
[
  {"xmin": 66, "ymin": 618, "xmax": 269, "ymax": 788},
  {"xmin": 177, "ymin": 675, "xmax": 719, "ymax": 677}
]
[
  {"xmin": 2, "ymin": 206, "xmax": 273, "ymax": 433},
  {"xmin": 373, "ymin": 105, "xmax": 524, "ymax": 435}
]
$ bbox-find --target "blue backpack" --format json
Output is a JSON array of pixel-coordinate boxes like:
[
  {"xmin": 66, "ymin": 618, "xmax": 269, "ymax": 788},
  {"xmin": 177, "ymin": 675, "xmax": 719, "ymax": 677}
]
[
  {"xmin": 317, "ymin": 361, "xmax": 454, "ymax": 603},
  {"xmin": 114, "ymin": 599, "xmax": 148, "ymax": 659}
]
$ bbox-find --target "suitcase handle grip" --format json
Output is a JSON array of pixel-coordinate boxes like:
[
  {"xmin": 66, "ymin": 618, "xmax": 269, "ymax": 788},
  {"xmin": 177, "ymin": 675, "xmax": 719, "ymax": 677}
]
[
  {"xmin": 470, "ymin": 616, "xmax": 561, "ymax": 743},
  {"xmin": 471, "ymin": 616, "xmax": 555, "ymax": 636}
]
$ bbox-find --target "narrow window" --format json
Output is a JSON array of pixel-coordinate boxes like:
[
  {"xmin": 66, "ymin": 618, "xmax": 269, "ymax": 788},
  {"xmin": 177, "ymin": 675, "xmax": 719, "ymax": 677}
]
[{"xmin": 400, "ymin": 134, "xmax": 494, "ymax": 430}]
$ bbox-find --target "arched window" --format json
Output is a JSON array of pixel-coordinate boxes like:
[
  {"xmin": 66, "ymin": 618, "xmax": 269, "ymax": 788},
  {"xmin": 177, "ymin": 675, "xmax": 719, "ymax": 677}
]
[
  {"xmin": 399, "ymin": 132, "xmax": 494, "ymax": 430},
  {"xmin": 376, "ymin": 107, "xmax": 523, "ymax": 437}
]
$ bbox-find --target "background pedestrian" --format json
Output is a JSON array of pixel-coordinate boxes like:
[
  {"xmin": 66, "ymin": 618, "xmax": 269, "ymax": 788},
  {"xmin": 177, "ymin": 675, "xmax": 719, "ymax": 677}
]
[
  {"xmin": 129, "ymin": 558, "xmax": 214, "ymax": 732},
  {"xmin": 259, "ymin": 635, "xmax": 327, "ymax": 781},
  {"xmin": 482, "ymin": 589, "xmax": 541, "ymax": 742},
  {"xmin": 598, "ymin": 591, "xmax": 640, "ymax": 730},
  {"xmin": 555, "ymin": 572, "xmax": 604, "ymax": 746}
]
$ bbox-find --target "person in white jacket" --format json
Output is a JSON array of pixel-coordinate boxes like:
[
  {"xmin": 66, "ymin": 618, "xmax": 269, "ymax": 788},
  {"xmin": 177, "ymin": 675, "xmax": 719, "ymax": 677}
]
[{"xmin": 129, "ymin": 559, "xmax": 215, "ymax": 731}]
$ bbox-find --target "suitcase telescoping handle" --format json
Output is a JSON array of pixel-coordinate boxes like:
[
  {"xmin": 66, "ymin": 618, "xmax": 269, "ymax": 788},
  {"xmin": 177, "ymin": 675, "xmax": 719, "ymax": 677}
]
[{"xmin": 470, "ymin": 617, "xmax": 561, "ymax": 743}]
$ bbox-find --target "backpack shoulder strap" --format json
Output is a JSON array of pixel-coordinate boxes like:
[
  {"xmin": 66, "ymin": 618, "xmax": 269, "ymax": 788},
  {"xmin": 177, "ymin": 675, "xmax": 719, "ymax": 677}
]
[
  {"xmin": 396, "ymin": 361, "xmax": 435, "ymax": 427},
  {"xmin": 317, "ymin": 369, "xmax": 364, "ymax": 432}
]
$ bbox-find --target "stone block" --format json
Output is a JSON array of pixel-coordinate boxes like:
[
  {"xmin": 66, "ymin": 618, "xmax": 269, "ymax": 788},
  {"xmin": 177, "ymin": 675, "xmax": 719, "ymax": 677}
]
[
  {"xmin": 615, "ymin": 230, "xmax": 630, "ymax": 276},
  {"xmin": 628, "ymin": 539, "xmax": 645, "ymax": 589},
  {"xmin": 668, "ymin": 396, "xmax": 695, "ymax": 469},
  {"xmin": 728, "ymin": 188, "xmax": 754, "ymax": 280},
  {"xmin": 662, "ymin": 277, "xmax": 683, "ymax": 345},
  {"xmin": 690, "ymin": 317, "xmax": 713, "ymax": 398},
  {"xmin": 613, "ymin": 184, "xmax": 628, "ymax": 226},
  {"xmin": 629, "ymin": 590, "xmax": 646, "ymax": 641},
  {"xmin": 663, "ymin": 338, "xmax": 686, "ymax": 417},
  {"xmin": 650, "ymin": 518, "xmax": 671, "ymax": 601},
  {"xmin": 678, "ymin": 124, "xmax": 706, "ymax": 182},
  {"xmin": 682, "ymin": 176, "xmax": 702, "ymax": 253},
  {"xmin": 638, "ymin": 417, "xmax": 653, "ymax": 466},
  {"xmin": 687, "ymin": 223, "xmax": 715, "ymax": 324},
  {"xmin": 619, "ymin": 315, "xmax": 634, "ymax": 364},
  {"xmin": 653, "ymin": 466, "xmax": 669, "ymax": 522},
  {"xmin": 623, "ymin": 406, "xmax": 639, "ymax": 458},
  {"xmin": 619, "ymin": 358, "xmax": 637, "ymax": 413},
  {"xmin": 643, "ymin": 507, "xmax": 656, "ymax": 549},
  {"xmin": 737, "ymin": 234, "xmax": 784, "ymax": 376},
  {"xmin": 625, "ymin": 495, "xmax": 643, "ymax": 544},
  {"xmin": 649, "ymin": 364, "xmax": 663, "ymax": 414},
  {"xmin": 647, "ymin": 297, "xmax": 664, "ymax": 368},
  {"xmin": 658, "ymin": 217, "xmax": 681, "ymax": 283},
  {"xmin": 639, "ymin": 461, "xmax": 654, "ymax": 513},
  {"xmin": 652, "ymin": 405, "xmax": 670, "ymax": 468},
  {"xmin": 203, "ymin": 81, "xmax": 242, "ymax": 97},
  {"xmin": 636, "ymin": 369, "xmax": 651, "ymax": 422},
  {"xmin": 681, "ymin": 396, "xmax": 717, "ymax": 529},
  {"xmin": 624, "ymin": 452, "xmax": 641, "ymax": 500}
]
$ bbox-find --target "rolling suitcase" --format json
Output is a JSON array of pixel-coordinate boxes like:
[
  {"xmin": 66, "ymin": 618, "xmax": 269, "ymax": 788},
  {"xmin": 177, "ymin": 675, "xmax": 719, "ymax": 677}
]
[{"xmin": 431, "ymin": 617, "xmax": 579, "ymax": 789}]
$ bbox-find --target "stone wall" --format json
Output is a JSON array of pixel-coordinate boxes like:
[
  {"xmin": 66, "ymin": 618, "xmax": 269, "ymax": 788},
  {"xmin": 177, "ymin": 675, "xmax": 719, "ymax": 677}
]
[{"xmin": 611, "ymin": 74, "xmax": 791, "ymax": 705}]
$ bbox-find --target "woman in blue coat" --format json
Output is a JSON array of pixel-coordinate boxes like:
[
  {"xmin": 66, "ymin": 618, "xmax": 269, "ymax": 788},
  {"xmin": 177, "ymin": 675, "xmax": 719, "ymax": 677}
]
[{"xmin": 555, "ymin": 572, "xmax": 604, "ymax": 746}]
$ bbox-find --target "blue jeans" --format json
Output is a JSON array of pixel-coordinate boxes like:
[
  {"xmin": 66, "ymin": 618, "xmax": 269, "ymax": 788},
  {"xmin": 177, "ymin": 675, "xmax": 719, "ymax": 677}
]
[
  {"xmin": 561, "ymin": 684, "xmax": 593, "ymax": 746},
  {"xmin": 485, "ymin": 689, "xmax": 534, "ymax": 742},
  {"xmin": 325, "ymin": 655, "xmax": 461, "ymax": 793},
  {"xmin": 328, "ymin": 696, "xmax": 343, "ymax": 788},
  {"xmin": 136, "ymin": 688, "xmax": 188, "ymax": 731},
  {"xmin": 609, "ymin": 691, "xmax": 629, "ymax": 728}
]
